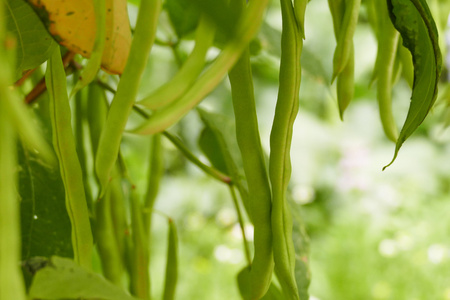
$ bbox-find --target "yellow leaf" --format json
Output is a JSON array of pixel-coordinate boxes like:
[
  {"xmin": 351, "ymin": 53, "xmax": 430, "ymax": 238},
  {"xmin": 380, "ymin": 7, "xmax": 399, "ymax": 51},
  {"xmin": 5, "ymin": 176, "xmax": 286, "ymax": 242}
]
[{"xmin": 27, "ymin": 0, "xmax": 131, "ymax": 74}]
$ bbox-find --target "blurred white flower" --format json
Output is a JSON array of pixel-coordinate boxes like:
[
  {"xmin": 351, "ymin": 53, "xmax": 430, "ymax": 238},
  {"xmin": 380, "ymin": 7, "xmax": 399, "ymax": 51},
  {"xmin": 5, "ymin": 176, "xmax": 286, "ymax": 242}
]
[
  {"xmin": 378, "ymin": 239, "xmax": 398, "ymax": 257},
  {"xmin": 427, "ymin": 244, "xmax": 447, "ymax": 264},
  {"xmin": 214, "ymin": 245, "xmax": 243, "ymax": 265},
  {"xmin": 230, "ymin": 224, "xmax": 254, "ymax": 242},
  {"xmin": 216, "ymin": 208, "xmax": 237, "ymax": 227},
  {"xmin": 293, "ymin": 185, "xmax": 315, "ymax": 205}
]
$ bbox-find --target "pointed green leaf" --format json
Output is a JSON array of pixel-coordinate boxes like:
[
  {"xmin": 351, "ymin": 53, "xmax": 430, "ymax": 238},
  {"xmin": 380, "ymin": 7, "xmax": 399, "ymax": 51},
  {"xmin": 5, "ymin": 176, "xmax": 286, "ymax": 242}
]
[
  {"xmin": 384, "ymin": 0, "xmax": 442, "ymax": 169},
  {"xmin": 4, "ymin": 0, "xmax": 57, "ymax": 78},
  {"xmin": 29, "ymin": 256, "xmax": 140, "ymax": 300}
]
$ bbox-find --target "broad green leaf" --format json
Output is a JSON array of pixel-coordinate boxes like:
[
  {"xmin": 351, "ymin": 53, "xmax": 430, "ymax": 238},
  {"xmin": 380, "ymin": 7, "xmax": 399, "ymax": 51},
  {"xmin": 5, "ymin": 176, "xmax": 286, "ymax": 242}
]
[
  {"xmin": 384, "ymin": 0, "xmax": 441, "ymax": 169},
  {"xmin": 17, "ymin": 91, "xmax": 72, "ymax": 290},
  {"xmin": 18, "ymin": 142, "xmax": 73, "ymax": 287},
  {"xmin": 198, "ymin": 127, "xmax": 228, "ymax": 175},
  {"xmin": 28, "ymin": 256, "xmax": 140, "ymax": 300},
  {"xmin": 191, "ymin": 0, "xmax": 239, "ymax": 38},
  {"xmin": 197, "ymin": 108, "xmax": 245, "ymax": 186},
  {"xmin": 4, "ymin": 0, "xmax": 56, "ymax": 78},
  {"xmin": 289, "ymin": 199, "xmax": 311, "ymax": 300},
  {"xmin": 164, "ymin": 0, "xmax": 200, "ymax": 38},
  {"xmin": 197, "ymin": 108, "xmax": 249, "ymax": 207},
  {"xmin": 258, "ymin": 22, "xmax": 282, "ymax": 57}
]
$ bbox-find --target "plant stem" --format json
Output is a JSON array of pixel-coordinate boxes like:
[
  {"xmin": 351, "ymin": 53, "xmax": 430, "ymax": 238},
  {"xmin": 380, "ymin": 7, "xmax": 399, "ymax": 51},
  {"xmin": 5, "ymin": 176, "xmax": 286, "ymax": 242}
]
[
  {"xmin": 229, "ymin": 186, "xmax": 252, "ymax": 267},
  {"xmin": 162, "ymin": 131, "xmax": 232, "ymax": 184}
]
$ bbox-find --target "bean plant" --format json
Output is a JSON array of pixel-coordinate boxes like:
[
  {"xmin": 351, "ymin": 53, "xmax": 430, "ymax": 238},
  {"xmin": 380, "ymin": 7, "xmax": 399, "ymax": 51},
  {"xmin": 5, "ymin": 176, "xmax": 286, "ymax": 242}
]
[{"xmin": 0, "ymin": 0, "xmax": 448, "ymax": 299}]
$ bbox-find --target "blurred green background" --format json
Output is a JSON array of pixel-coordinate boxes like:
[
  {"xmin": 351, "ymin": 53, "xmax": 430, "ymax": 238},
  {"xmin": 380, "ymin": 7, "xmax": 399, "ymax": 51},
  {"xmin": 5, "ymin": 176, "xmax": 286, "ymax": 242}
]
[{"xmin": 121, "ymin": 0, "xmax": 450, "ymax": 299}]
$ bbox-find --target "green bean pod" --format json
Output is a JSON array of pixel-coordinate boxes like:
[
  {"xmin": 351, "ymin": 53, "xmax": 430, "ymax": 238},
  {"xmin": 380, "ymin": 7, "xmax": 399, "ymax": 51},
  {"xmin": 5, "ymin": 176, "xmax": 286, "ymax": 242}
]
[
  {"xmin": 269, "ymin": 0, "xmax": 303, "ymax": 298},
  {"xmin": 0, "ymin": 99, "xmax": 26, "ymax": 300},
  {"xmin": 138, "ymin": 15, "xmax": 215, "ymax": 110},
  {"xmin": 331, "ymin": 0, "xmax": 361, "ymax": 81},
  {"xmin": 95, "ymin": 171, "xmax": 125, "ymax": 286},
  {"xmin": 144, "ymin": 134, "xmax": 163, "ymax": 233},
  {"xmin": 70, "ymin": 0, "xmax": 106, "ymax": 98},
  {"xmin": 336, "ymin": 46, "xmax": 354, "ymax": 120},
  {"xmin": 129, "ymin": 187, "xmax": 150, "ymax": 300},
  {"xmin": 162, "ymin": 218, "xmax": 178, "ymax": 300},
  {"xmin": 294, "ymin": 0, "xmax": 307, "ymax": 38},
  {"xmin": 74, "ymin": 78, "xmax": 94, "ymax": 209},
  {"xmin": 0, "ymin": 12, "xmax": 26, "ymax": 296},
  {"xmin": 375, "ymin": 1, "xmax": 399, "ymax": 142},
  {"xmin": 87, "ymin": 83, "xmax": 109, "ymax": 153},
  {"xmin": 95, "ymin": 0, "xmax": 162, "ymax": 197},
  {"xmin": 228, "ymin": 20, "xmax": 273, "ymax": 300},
  {"xmin": 46, "ymin": 49, "xmax": 94, "ymax": 268},
  {"xmin": 328, "ymin": 0, "xmax": 355, "ymax": 119},
  {"xmin": 129, "ymin": 0, "xmax": 270, "ymax": 135},
  {"xmin": 365, "ymin": 0, "xmax": 379, "ymax": 38}
]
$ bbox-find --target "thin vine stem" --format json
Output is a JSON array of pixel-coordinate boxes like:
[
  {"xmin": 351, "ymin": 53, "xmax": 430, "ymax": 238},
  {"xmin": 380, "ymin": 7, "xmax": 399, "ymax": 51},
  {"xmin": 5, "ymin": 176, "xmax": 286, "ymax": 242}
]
[{"xmin": 229, "ymin": 185, "xmax": 252, "ymax": 267}]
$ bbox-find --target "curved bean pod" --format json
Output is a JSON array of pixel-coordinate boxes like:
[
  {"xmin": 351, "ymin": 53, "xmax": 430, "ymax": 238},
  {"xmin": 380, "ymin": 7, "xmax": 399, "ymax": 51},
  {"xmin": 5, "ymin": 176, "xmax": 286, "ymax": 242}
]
[
  {"xmin": 294, "ymin": 0, "xmax": 307, "ymax": 38},
  {"xmin": 229, "ymin": 31, "xmax": 273, "ymax": 300},
  {"xmin": 328, "ymin": 0, "xmax": 355, "ymax": 119},
  {"xmin": 138, "ymin": 15, "xmax": 215, "ymax": 110},
  {"xmin": 331, "ymin": 0, "xmax": 361, "ymax": 81},
  {"xmin": 269, "ymin": 0, "xmax": 303, "ymax": 298},
  {"xmin": 46, "ymin": 49, "xmax": 94, "ymax": 268},
  {"xmin": 70, "ymin": 0, "xmax": 106, "ymax": 98},
  {"xmin": 95, "ymin": 0, "xmax": 162, "ymax": 197},
  {"xmin": 0, "ymin": 102, "xmax": 26, "ymax": 300},
  {"xmin": 375, "ymin": 0, "xmax": 399, "ymax": 142},
  {"xmin": 337, "ymin": 46, "xmax": 354, "ymax": 120},
  {"xmin": 162, "ymin": 218, "xmax": 178, "ymax": 300},
  {"xmin": 0, "ymin": 8, "xmax": 26, "ymax": 295},
  {"xmin": 129, "ymin": 187, "xmax": 150, "ymax": 300},
  {"xmin": 144, "ymin": 133, "xmax": 163, "ymax": 233}
]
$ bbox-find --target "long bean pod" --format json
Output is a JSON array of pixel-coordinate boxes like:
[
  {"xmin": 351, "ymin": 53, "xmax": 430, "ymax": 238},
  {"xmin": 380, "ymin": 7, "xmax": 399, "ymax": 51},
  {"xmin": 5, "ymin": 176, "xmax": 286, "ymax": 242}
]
[
  {"xmin": 331, "ymin": 0, "xmax": 361, "ymax": 81},
  {"xmin": 269, "ymin": 0, "xmax": 303, "ymax": 298},
  {"xmin": 70, "ymin": 0, "xmax": 106, "ymax": 97},
  {"xmin": 46, "ymin": 49, "xmax": 93, "ymax": 268},
  {"xmin": 162, "ymin": 218, "xmax": 178, "ymax": 300},
  {"xmin": 228, "ymin": 9, "xmax": 273, "ymax": 297},
  {"xmin": 375, "ymin": 0, "xmax": 399, "ymax": 142},
  {"xmin": 95, "ymin": 171, "xmax": 125, "ymax": 286},
  {"xmin": 0, "ymin": 6, "xmax": 26, "ymax": 295},
  {"xmin": 143, "ymin": 134, "xmax": 163, "ymax": 233},
  {"xmin": 130, "ymin": 0, "xmax": 269, "ymax": 135},
  {"xmin": 0, "ymin": 97, "xmax": 26, "ymax": 300},
  {"xmin": 95, "ymin": 0, "xmax": 162, "ymax": 197},
  {"xmin": 129, "ymin": 187, "xmax": 150, "ymax": 300},
  {"xmin": 74, "ymin": 77, "xmax": 94, "ymax": 209},
  {"xmin": 328, "ymin": 0, "xmax": 355, "ymax": 119},
  {"xmin": 138, "ymin": 15, "xmax": 215, "ymax": 110},
  {"xmin": 0, "ymin": 112, "xmax": 27, "ymax": 300}
]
